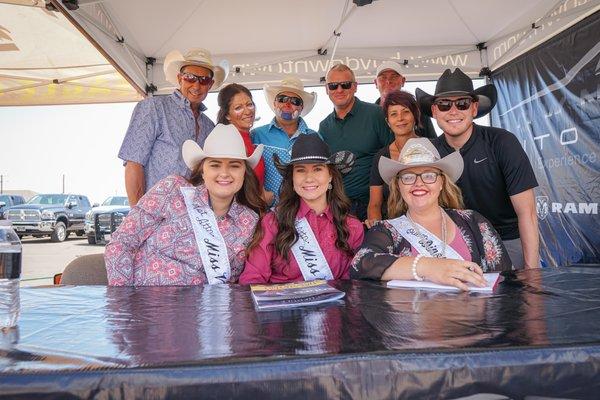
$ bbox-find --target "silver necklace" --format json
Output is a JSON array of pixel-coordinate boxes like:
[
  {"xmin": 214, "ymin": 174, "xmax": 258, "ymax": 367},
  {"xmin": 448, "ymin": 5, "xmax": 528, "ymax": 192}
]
[{"xmin": 407, "ymin": 207, "xmax": 446, "ymax": 258}]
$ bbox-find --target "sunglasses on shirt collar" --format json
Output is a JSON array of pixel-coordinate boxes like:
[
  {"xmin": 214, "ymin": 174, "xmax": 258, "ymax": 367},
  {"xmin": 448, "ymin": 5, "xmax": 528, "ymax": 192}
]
[
  {"xmin": 275, "ymin": 94, "xmax": 303, "ymax": 107},
  {"xmin": 433, "ymin": 97, "xmax": 474, "ymax": 112},
  {"xmin": 326, "ymin": 81, "xmax": 354, "ymax": 90},
  {"xmin": 179, "ymin": 72, "xmax": 214, "ymax": 86}
]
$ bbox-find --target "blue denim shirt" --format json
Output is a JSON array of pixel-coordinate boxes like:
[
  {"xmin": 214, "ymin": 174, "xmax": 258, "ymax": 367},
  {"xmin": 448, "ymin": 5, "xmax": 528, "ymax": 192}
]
[
  {"xmin": 118, "ymin": 90, "xmax": 215, "ymax": 192},
  {"xmin": 251, "ymin": 117, "xmax": 319, "ymax": 203}
]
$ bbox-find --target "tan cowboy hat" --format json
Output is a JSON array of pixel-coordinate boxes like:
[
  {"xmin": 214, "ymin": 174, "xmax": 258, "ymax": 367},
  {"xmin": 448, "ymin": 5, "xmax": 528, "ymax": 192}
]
[
  {"xmin": 378, "ymin": 138, "xmax": 463, "ymax": 184},
  {"xmin": 182, "ymin": 124, "xmax": 263, "ymax": 170},
  {"xmin": 163, "ymin": 48, "xmax": 229, "ymax": 88},
  {"xmin": 263, "ymin": 75, "xmax": 317, "ymax": 117}
]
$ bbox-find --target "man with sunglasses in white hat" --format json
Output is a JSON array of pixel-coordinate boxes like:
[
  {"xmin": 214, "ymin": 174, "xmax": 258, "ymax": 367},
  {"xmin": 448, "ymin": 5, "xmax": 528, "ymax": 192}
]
[
  {"xmin": 374, "ymin": 61, "xmax": 437, "ymax": 139},
  {"xmin": 251, "ymin": 75, "xmax": 319, "ymax": 205},
  {"xmin": 417, "ymin": 68, "xmax": 540, "ymax": 270},
  {"xmin": 319, "ymin": 63, "xmax": 394, "ymax": 222},
  {"xmin": 118, "ymin": 48, "xmax": 228, "ymax": 206}
]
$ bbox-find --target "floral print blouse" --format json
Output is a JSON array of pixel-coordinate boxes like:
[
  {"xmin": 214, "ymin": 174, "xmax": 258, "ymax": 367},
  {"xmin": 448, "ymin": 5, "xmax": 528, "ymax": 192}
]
[
  {"xmin": 105, "ymin": 175, "xmax": 259, "ymax": 286},
  {"xmin": 350, "ymin": 208, "xmax": 512, "ymax": 280}
]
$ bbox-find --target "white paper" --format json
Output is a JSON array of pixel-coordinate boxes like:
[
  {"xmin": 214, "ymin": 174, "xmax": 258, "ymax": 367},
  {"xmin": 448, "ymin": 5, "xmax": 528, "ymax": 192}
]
[{"xmin": 387, "ymin": 272, "xmax": 501, "ymax": 293}]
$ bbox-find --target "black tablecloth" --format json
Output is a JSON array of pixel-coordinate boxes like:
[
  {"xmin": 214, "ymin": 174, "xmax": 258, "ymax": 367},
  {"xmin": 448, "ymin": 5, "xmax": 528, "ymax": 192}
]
[{"xmin": 1, "ymin": 268, "xmax": 600, "ymax": 399}]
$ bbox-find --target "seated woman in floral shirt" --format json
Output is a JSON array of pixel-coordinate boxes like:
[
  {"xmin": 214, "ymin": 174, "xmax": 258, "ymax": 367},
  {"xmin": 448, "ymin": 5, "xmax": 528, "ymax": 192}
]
[
  {"xmin": 105, "ymin": 124, "xmax": 267, "ymax": 286},
  {"xmin": 351, "ymin": 138, "xmax": 512, "ymax": 291},
  {"xmin": 239, "ymin": 135, "xmax": 364, "ymax": 284}
]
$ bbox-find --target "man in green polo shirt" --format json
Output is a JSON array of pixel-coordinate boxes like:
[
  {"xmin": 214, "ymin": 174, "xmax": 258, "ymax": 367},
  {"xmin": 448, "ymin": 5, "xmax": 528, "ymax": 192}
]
[{"xmin": 319, "ymin": 64, "xmax": 393, "ymax": 221}]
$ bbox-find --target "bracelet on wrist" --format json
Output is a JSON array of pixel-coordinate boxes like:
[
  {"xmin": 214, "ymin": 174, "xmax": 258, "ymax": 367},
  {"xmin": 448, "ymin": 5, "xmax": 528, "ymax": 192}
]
[{"xmin": 412, "ymin": 254, "xmax": 424, "ymax": 281}]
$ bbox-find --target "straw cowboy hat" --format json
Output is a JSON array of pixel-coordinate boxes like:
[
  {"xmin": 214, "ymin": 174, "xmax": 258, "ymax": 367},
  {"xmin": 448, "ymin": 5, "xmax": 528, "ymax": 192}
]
[
  {"xmin": 416, "ymin": 68, "xmax": 497, "ymax": 118},
  {"xmin": 273, "ymin": 134, "xmax": 355, "ymax": 176},
  {"xmin": 164, "ymin": 48, "xmax": 229, "ymax": 88},
  {"xmin": 378, "ymin": 138, "xmax": 463, "ymax": 185},
  {"xmin": 182, "ymin": 124, "xmax": 263, "ymax": 170},
  {"xmin": 264, "ymin": 75, "xmax": 317, "ymax": 117}
]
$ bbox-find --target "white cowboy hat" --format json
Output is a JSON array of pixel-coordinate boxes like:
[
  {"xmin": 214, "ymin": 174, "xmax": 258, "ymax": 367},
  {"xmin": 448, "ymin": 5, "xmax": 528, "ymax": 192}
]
[
  {"xmin": 182, "ymin": 124, "xmax": 263, "ymax": 170},
  {"xmin": 263, "ymin": 75, "xmax": 317, "ymax": 117},
  {"xmin": 378, "ymin": 138, "xmax": 463, "ymax": 185},
  {"xmin": 163, "ymin": 48, "xmax": 229, "ymax": 89}
]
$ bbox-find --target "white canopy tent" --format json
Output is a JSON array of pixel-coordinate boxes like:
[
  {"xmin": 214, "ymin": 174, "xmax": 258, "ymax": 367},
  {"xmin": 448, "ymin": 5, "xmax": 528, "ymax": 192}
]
[
  {"xmin": 0, "ymin": 0, "xmax": 143, "ymax": 106},
  {"xmin": 1, "ymin": 0, "xmax": 599, "ymax": 105}
]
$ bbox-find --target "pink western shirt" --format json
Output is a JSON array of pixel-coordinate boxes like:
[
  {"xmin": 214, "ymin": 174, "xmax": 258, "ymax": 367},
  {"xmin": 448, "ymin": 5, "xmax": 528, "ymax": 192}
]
[
  {"xmin": 240, "ymin": 199, "xmax": 364, "ymax": 284},
  {"xmin": 105, "ymin": 175, "xmax": 259, "ymax": 286}
]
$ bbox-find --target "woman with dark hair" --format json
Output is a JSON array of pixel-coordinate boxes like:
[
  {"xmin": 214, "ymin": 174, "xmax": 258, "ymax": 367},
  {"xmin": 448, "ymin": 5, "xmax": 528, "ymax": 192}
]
[
  {"xmin": 239, "ymin": 135, "xmax": 364, "ymax": 284},
  {"xmin": 217, "ymin": 84, "xmax": 270, "ymax": 203},
  {"xmin": 105, "ymin": 124, "xmax": 267, "ymax": 286},
  {"xmin": 366, "ymin": 90, "xmax": 421, "ymax": 228}
]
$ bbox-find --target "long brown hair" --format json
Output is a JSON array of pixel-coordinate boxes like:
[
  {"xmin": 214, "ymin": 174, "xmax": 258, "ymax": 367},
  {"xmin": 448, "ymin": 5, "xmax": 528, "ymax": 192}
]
[
  {"xmin": 188, "ymin": 159, "xmax": 267, "ymax": 250},
  {"xmin": 274, "ymin": 164, "xmax": 353, "ymax": 261},
  {"xmin": 387, "ymin": 170, "xmax": 464, "ymax": 218}
]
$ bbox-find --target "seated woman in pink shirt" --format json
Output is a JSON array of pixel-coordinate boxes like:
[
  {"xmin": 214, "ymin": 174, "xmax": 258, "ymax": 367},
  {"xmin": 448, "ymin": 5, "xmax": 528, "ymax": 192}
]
[
  {"xmin": 105, "ymin": 124, "xmax": 267, "ymax": 286},
  {"xmin": 240, "ymin": 135, "xmax": 364, "ymax": 284}
]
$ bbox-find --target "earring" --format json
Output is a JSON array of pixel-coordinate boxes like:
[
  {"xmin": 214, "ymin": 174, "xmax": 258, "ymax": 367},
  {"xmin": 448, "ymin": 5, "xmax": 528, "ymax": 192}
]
[{"xmin": 328, "ymin": 183, "xmax": 332, "ymax": 190}]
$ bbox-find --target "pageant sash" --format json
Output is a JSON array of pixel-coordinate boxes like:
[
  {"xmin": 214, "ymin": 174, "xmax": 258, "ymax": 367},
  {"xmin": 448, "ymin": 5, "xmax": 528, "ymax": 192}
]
[
  {"xmin": 291, "ymin": 217, "xmax": 334, "ymax": 281},
  {"xmin": 387, "ymin": 215, "xmax": 464, "ymax": 260},
  {"xmin": 180, "ymin": 187, "xmax": 231, "ymax": 284}
]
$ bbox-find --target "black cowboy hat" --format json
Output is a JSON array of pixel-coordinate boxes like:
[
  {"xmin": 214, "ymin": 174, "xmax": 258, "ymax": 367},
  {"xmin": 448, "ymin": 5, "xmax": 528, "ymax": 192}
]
[
  {"xmin": 273, "ymin": 134, "xmax": 355, "ymax": 176},
  {"xmin": 416, "ymin": 68, "xmax": 497, "ymax": 118}
]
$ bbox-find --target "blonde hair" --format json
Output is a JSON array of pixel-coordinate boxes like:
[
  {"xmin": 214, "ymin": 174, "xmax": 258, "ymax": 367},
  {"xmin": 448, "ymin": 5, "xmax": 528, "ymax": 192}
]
[
  {"xmin": 326, "ymin": 64, "xmax": 356, "ymax": 82},
  {"xmin": 387, "ymin": 170, "xmax": 464, "ymax": 218}
]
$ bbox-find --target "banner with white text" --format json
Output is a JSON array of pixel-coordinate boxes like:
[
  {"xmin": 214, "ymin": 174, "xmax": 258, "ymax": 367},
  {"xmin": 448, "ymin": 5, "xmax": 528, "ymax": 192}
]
[{"xmin": 491, "ymin": 11, "xmax": 600, "ymax": 266}]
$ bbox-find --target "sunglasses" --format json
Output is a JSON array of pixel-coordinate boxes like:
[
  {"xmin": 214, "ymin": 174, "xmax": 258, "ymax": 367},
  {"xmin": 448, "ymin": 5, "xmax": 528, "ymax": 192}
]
[
  {"xmin": 180, "ymin": 72, "xmax": 214, "ymax": 86},
  {"xmin": 326, "ymin": 81, "xmax": 354, "ymax": 90},
  {"xmin": 433, "ymin": 98, "xmax": 474, "ymax": 112},
  {"xmin": 399, "ymin": 171, "xmax": 440, "ymax": 185},
  {"xmin": 275, "ymin": 94, "xmax": 303, "ymax": 107}
]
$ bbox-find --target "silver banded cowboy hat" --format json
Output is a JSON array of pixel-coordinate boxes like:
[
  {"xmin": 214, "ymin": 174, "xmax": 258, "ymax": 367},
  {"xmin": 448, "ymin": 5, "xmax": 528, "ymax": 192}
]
[{"xmin": 273, "ymin": 134, "xmax": 355, "ymax": 176}]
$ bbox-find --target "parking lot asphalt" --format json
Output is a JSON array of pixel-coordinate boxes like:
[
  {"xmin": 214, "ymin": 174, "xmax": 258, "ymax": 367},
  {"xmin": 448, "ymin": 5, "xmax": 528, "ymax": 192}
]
[{"xmin": 19, "ymin": 236, "xmax": 105, "ymax": 287}]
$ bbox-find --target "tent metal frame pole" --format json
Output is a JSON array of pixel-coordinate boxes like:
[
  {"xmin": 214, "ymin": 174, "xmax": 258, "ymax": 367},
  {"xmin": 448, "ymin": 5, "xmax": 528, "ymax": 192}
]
[{"xmin": 48, "ymin": 0, "xmax": 146, "ymax": 97}]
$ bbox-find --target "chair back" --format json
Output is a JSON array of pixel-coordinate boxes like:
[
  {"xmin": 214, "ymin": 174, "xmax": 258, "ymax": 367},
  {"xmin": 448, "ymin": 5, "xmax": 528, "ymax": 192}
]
[{"xmin": 60, "ymin": 253, "xmax": 108, "ymax": 285}]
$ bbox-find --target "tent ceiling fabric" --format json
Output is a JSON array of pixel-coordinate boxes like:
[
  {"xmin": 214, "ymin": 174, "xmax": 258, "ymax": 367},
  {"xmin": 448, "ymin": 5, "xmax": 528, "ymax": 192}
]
[
  {"xmin": 0, "ymin": 1, "xmax": 143, "ymax": 106},
  {"xmin": 58, "ymin": 0, "xmax": 600, "ymax": 95},
  {"xmin": 2, "ymin": 0, "xmax": 599, "ymax": 105}
]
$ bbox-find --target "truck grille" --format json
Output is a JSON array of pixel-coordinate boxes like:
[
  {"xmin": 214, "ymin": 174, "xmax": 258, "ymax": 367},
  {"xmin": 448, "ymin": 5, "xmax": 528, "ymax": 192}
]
[
  {"xmin": 7, "ymin": 210, "xmax": 41, "ymax": 222},
  {"xmin": 95, "ymin": 212, "xmax": 126, "ymax": 233}
]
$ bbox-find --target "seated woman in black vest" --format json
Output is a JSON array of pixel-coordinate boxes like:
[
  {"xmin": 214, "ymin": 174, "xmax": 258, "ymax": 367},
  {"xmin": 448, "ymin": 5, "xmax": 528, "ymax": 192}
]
[{"xmin": 351, "ymin": 138, "xmax": 512, "ymax": 291}]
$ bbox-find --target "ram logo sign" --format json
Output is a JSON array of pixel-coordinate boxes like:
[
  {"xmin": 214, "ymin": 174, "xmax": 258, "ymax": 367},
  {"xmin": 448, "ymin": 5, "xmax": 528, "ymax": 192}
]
[
  {"xmin": 536, "ymin": 196, "xmax": 549, "ymax": 220},
  {"xmin": 536, "ymin": 196, "xmax": 598, "ymax": 219}
]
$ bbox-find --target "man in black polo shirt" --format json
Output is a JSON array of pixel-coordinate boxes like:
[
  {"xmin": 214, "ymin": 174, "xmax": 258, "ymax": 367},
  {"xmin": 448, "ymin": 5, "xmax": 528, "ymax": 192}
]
[
  {"xmin": 319, "ymin": 64, "xmax": 393, "ymax": 221},
  {"xmin": 374, "ymin": 61, "xmax": 437, "ymax": 139},
  {"xmin": 417, "ymin": 68, "xmax": 540, "ymax": 269}
]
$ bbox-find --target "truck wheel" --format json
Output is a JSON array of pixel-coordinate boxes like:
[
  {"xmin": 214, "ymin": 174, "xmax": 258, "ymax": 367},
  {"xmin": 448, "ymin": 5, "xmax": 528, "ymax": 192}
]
[
  {"xmin": 51, "ymin": 222, "xmax": 67, "ymax": 242},
  {"xmin": 87, "ymin": 235, "xmax": 97, "ymax": 245}
]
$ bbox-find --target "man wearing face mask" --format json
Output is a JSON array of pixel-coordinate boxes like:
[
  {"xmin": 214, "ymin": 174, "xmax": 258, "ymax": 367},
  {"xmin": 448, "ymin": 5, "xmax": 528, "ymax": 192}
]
[
  {"xmin": 251, "ymin": 75, "xmax": 319, "ymax": 205},
  {"xmin": 118, "ymin": 48, "xmax": 228, "ymax": 206}
]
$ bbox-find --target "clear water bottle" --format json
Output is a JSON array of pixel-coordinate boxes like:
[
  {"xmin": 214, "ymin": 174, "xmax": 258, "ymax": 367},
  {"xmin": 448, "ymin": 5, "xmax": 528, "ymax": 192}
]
[{"xmin": 0, "ymin": 220, "xmax": 22, "ymax": 328}]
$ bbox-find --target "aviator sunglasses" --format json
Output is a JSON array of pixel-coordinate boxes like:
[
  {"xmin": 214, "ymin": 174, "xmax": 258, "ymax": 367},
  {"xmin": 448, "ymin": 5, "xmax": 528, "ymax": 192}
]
[
  {"xmin": 433, "ymin": 98, "xmax": 474, "ymax": 112},
  {"xmin": 275, "ymin": 94, "xmax": 303, "ymax": 107},
  {"xmin": 326, "ymin": 81, "xmax": 354, "ymax": 90},
  {"xmin": 180, "ymin": 72, "xmax": 214, "ymax": 86}
]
